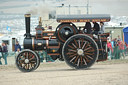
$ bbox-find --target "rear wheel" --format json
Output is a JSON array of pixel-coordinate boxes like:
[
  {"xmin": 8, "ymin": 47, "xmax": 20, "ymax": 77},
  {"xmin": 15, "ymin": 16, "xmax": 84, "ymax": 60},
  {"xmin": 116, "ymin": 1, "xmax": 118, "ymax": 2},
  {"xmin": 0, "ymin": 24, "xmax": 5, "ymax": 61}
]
[
  {"xmin": 62, "ymin": 34, "xmax": 99, "ymax": 69},
  {"xmin": 16, "ymin": 49, "xmax": 40, "ymax": 72}
]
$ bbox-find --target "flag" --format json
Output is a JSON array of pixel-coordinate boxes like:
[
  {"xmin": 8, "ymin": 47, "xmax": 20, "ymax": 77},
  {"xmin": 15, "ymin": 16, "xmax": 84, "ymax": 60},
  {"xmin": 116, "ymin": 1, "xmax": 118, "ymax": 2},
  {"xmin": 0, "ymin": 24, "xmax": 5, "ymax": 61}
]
[{"xmin": 6, "ymin": 26, "xmax": 11, "ymax": 32}]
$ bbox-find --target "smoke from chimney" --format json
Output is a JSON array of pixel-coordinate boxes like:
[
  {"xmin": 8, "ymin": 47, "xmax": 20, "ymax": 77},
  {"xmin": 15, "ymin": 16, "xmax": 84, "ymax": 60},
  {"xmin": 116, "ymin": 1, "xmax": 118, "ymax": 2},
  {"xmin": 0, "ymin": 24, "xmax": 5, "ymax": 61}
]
[{"xmin": 27, "ymin": 2, "xmax": 55, "ymax": 19}]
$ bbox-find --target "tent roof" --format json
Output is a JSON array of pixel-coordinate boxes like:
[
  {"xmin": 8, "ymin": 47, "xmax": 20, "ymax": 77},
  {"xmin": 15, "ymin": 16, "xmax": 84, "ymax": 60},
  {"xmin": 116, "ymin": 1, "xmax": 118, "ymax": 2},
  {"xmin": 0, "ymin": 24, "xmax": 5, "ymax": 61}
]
[{"xmin": 123, "ymin": 27, "xmax": 128, "ymax": 32}]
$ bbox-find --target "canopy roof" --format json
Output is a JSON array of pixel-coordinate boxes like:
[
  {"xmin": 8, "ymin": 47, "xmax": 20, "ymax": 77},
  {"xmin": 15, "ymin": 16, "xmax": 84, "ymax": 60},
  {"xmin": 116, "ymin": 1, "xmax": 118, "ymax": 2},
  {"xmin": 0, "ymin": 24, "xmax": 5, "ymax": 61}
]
[
  {"xmin": 57, "ymin": 14, "xmax": 111, "ymax": 23},
  {"xmin": 123, "ymin": 27, "xmax": 128, "ymax": 32}
]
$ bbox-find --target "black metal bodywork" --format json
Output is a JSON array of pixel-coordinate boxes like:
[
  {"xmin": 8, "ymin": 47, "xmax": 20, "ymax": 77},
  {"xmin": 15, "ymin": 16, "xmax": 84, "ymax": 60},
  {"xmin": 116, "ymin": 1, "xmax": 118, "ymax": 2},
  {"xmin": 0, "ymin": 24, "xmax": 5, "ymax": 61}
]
[
  {"xmin": 24, "ymin": 14, "xmax": 110, "ymax": 61},
  {"xmin": 16, "ymin": 14, "xmax": 110, "ymax": 72}
]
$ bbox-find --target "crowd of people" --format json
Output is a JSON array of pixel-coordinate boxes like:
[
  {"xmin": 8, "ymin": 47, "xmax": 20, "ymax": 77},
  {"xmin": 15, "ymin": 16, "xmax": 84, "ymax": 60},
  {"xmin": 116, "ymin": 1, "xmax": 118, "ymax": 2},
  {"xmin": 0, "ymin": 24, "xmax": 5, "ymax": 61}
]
[
  {"xmin": 84, "ymin": 22, "xmax": 104, "ymax": 34},
  {"xmin": 0, "ymin": 41, "xmax": 21, "ymax": 65},
  {"xmin": 107, "ymin": 35, "xmax": 128, "ymax": 60}
]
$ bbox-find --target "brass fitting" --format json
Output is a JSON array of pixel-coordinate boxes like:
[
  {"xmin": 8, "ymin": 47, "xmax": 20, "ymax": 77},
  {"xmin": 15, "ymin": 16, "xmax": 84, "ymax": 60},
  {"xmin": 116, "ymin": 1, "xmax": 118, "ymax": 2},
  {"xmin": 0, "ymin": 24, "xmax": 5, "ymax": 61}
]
[
  {"xmin": 39, "ymin": 17, "xmax": 42, "ymax": 26},
  {"xmin": 25, "ymin": 14, "xmax": 31, "ymax": 17}
]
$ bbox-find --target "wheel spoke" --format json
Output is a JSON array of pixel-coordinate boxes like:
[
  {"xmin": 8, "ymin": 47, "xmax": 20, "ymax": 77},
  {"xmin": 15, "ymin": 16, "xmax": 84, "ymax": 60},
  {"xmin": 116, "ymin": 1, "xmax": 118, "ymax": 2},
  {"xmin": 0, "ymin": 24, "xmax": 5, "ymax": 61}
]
[
  {"xmin": 68, "ymin": 49, "xmax": 77, "ymax": 52},
  {"xmin": 77, "ymin": 58, "xmax": 80, "ymax": 66},
  {"xmin": 22, "ymin": 64, "xmax": 27, "ymax": 69},
  {"xmin": 25, "ymin": 64, "xmax": 28, "ymax": 69},
  {"xmin": 30, "ymin": 60, "xmax": 36, "ymax": 63},
  {"xmin": 83, "ymin": 58, "xmax": 87, "ymax": 65},
  {"xmin": 78, "ymin": 40, "xmax": 81, "ymax": 48},
  {"xmin": 80, "ymin": 56, "xmax": 83, "ymax": 65},
  {"xmin": 74, "ymin": 39, "xmax": 78, "ymax": 47},
  {"xmin": 27, "ymin": 64, "xmax": 30, "ymax": 70},
  {"xmin": 85, "ymin": 52, "xmax": 94, "ymax": 55},
  {"xmin": 86, "ymin": 49, "xmax": 95, "ymax": 52},
  {"xmin": 19, "ymin": 62, "xmax": 23, "ymax": 67},
  {"xmin": 29, "ymin": 56, "xmax": 35, "ymax": 61},
  {"xmin": 80, "ymin": 38, "xmax": 84, "ymax": 48},
  {"xmin": 82, "ymin": 41, "xmax": 86, "ymax": 49},
  {"xmin": 66, "ymin": 52, "xmax": 75, "ymax": 55},
  {"xmin": 73, "ymin": 56, "xmax": 79, "ymax": 64},
  {"xmin": 31, "ymin": 63, "xmax": 33, "ymax": 68},
  {"xmin": 68, "ymin": 53, "xmax": 77, "ymax": 58},
  {"xmin": 30, "ymin": 58, "xmax": 37, "ymax": 64},
  {"xmin": 84, "ymin": 47, "xmax": 92, "ymax": 51},
  {"xmin": 24, "ymin": 52, "xmax": 27, "ymax": 58},
  {"xmin": 70, "ymin": 56, "xmax": 76, "ymax": 62},
  {"xmin": 84, "ymin": 56, "xmax": 90, "ymax": 63},
  {"xmin": 72, "ymin": 43, "xmax": 77, "ymax": 48},
  {"xmin": 27, "ymin": 52, "xmax": 29, "ymax": 59},
  {"xmin": 68, "ymin": 45, "xmax": 75, "ymax": 49},
  {"xmin": 85, "ymin": 42, "xmax": 91, "ymax": 48},
  {"xmin": 86, "ymin": 55, "xmax": 93, "ymax": 60},
  {"xmin": 26, "ymin": 64, "xmax": 28, "ymax": 70},
  {"xmin": 18, "ymin": 60, "xmax": 25, "ymax": 64},
  {"xmin": 28, "ymin": 53, "xmax": 33, "ymax": 59}
]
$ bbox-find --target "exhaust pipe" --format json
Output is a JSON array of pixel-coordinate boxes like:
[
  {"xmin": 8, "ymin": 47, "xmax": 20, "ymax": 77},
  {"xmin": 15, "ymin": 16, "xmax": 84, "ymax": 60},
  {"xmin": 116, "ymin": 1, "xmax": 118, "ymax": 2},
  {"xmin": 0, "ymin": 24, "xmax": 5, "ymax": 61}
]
[{"xmin": 24, "ymin": 14, "xmax": 31, "ymax": 38}]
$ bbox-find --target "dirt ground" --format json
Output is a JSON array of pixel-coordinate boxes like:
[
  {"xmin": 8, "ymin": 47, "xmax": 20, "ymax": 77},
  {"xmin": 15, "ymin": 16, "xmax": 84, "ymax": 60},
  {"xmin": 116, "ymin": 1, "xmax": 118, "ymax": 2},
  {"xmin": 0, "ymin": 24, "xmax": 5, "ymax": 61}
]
[{"xmin": 0, "ymin": 59, "xmax": 128, "ymax": 85}]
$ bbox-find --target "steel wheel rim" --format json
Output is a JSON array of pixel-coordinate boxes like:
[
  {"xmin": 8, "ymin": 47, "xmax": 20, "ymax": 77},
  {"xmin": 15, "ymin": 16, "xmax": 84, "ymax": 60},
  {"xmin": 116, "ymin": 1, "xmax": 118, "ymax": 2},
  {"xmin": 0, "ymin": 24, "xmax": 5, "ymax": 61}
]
[
  {"xmin": 16, "ymin": 50, "xmax": 39, "ymax": 72},
  {"xmin": 62, "ymin": 34, "xmax": 98, "ymax": 69}
]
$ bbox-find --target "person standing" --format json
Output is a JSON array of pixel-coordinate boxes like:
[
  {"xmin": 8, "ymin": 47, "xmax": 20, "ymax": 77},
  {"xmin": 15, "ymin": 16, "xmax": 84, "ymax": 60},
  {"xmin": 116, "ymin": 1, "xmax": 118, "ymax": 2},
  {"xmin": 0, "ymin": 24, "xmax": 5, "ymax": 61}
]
[
  {"xmin": 111, "ymin": 39, "xmax": 115, "ymax": 59},
  {"xmin": 119, "ymin": 41, "xmax": 125, "ymax": 59},
  {"xmin": 107, "ymin": 40, "xmax": 113, "ymax": 60},
  {"xmin": 15, "ymin": 48, "xmax": 20, "ymax": 59},
  {"xmin": 0, "ymin": 45, "xmax": 3, "ymax": 65},
  {"xmin": 100, "ymin": 22, "xmax": 105, "ymax": 33},
  {"xmin": 2, "ymin": 43, "xmax": 8, "ymax": 65},
  {"xmin": 84, "ymin": 22, "xmax": 92, "ymax": 34},
  {"xmin": 117, "ymin": 35, "xmax": 122, "ymax": 41},
  {"xmin": 115, "ymin": 40, "xmax": 121, "ymax": 59},
  {"xmin": 113, "ymin": 38, "xmax": 120, "ymax": 59},
  {"xmin": 93, "ymin": 22, "xmax": 100, "ymax": 34},
  {"xmin": 38, "ymin": 51, "xmax": 44, "ymax": 62},
  {"xmin": 124, "ymin": 43, "xmax": 128, "ymax": 56},
  {"xmin": 15, "ymin": 41, "xmax": 21, "ymax": 52}
]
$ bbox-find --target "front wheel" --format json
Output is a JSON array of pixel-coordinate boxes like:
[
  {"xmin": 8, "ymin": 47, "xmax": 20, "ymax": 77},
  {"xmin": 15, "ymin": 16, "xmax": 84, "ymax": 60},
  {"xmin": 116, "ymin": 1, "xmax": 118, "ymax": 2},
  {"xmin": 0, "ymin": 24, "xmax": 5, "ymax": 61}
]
[
  {"xmin": 16, "ymin": 49, "xmax": 40, "ymax": 72},
  {"xmin": 62, "ymin": 34, "xmax": 99, "ymax": 69}
]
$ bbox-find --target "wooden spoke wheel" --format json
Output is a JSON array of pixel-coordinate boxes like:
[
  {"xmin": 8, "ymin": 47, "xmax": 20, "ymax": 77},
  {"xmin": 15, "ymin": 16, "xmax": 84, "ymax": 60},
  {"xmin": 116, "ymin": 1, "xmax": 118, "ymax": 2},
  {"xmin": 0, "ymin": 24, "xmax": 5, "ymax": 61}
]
[
  {"xmin": 16, "ymin": 49, "xmax": 40, "ymax": 72},
  {"xmin": 55, "ymin": 23, "xmax": 78, "ymax": 43},
  {"xmin": 62, "ymin": 34, "xmax": 99, "ymax": 69}
]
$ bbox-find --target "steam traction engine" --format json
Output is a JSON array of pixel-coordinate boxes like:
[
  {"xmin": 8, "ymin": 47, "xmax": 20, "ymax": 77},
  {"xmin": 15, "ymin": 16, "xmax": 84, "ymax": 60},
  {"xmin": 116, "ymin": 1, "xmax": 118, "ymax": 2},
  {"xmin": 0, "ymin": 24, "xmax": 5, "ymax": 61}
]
[{"xmin": 16, "ymin": 14, "xmax": 110, "ymax": 72}]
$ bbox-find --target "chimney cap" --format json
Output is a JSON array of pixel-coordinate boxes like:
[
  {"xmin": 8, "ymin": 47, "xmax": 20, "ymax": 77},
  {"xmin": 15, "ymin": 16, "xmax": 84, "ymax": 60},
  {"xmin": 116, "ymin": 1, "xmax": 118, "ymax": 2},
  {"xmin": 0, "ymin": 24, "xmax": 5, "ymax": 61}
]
[{"xmin": 25, "ymin": 14, "xmax": 31, "ymax": 17}]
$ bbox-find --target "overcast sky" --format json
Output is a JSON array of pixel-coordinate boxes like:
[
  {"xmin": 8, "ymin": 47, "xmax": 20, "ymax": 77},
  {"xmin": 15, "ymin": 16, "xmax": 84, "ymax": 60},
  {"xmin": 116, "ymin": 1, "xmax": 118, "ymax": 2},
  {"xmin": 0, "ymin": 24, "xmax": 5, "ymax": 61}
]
[
  {"xmin": 91, "ymin": 0, "xmax": 128, "ymax": 16},
  {"xmin": 0, "ymin": 0, "xmax": 128, "ymax": 16},
  {"xmin": 67, "ymin": 0, "xmax": 128, "ymax": 16}
]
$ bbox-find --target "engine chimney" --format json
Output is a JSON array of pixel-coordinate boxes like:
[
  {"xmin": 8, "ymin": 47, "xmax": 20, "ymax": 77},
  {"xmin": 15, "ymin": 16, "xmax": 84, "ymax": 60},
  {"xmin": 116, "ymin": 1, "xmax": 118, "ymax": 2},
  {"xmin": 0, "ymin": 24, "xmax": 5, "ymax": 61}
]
[{"xmin": 24, "ymin": 14, "xmax": 31, "ymax": 38}]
